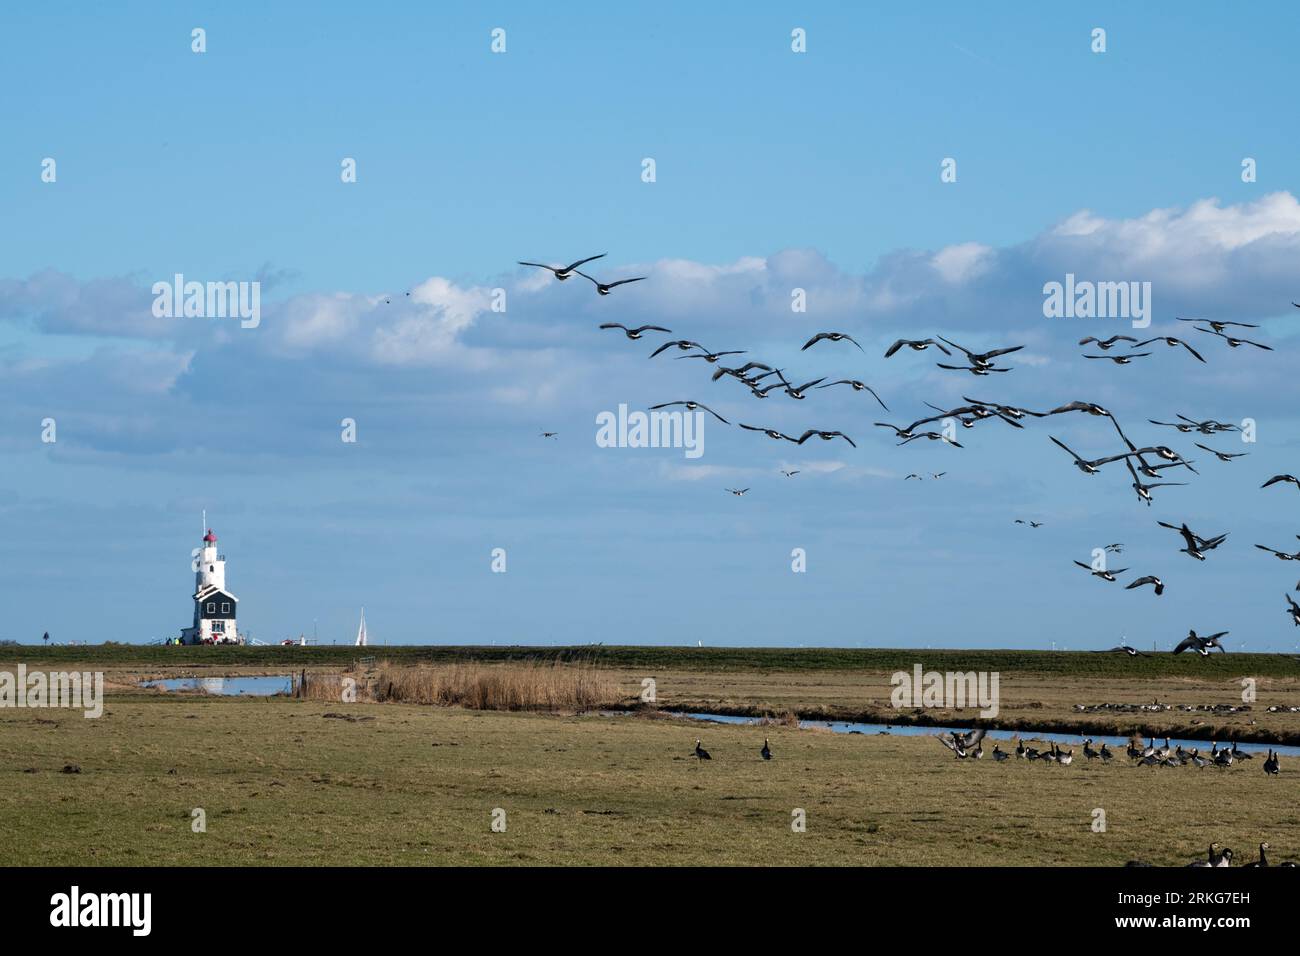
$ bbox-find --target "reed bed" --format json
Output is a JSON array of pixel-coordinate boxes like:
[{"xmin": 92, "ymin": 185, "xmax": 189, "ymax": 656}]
[{"xmin": 298, "ymin": 661, "xmax": 624, "ymax": 712}]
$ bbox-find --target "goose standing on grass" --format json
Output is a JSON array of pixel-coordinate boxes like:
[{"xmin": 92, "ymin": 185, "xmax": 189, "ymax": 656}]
[
  {"xmin": 1190, "ymin": 749, "xmax": 1209, "ymax": 768},
  {"xmin": 760, "ymin": 738, "xmax": 772, "ymax": 761},
  {"xmin": 694, "ymin": 739, "xmax": 712, "ymax": 762},
  {"xmin": 1100, "ymin": 742, "xmax": 1114, "ymax": 763},
  {"xmin": 1188, "ymin": 843, "xmax": 1222, "ymax": 867},
  {"xmin": 1083, "ymin": 739, "xmax": 1099, "ymax": 761},
  {"xmin": 1055, "ymin": 745, "xmax": 1074, "ymax": 766},
  {"xmin": 993, "ymin": 744, "xmax": 1010, "ymax": 761},
  {"xmin": 1215, "ymin": 848, "xmax": 1234, "ymax": 867},
  {"xmin": 1244, "ymin": 843, "xmax": 1271, "ymax": 867},
  {"xmin": 1263, "ymin": 749, "xmax": 1280, "ymax": 775},
  {"xmin": 1015, "ymin": 737, "xmax": 1026, "ymax": 759},
  {"xmin": 1231, "ymin": 741, "xmax": 1253, "ymax": 761}
]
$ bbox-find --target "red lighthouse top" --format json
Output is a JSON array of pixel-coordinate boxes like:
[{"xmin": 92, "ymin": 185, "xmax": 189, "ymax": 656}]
[{"xmin": 203, "ymin": 529, "xmax": 217, "ymax": 543}]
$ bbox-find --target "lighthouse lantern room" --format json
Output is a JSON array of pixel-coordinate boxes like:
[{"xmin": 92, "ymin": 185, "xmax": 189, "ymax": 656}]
[{"xmin": 179, "ymin": 528, "xmax": 243, "ymax": 645}]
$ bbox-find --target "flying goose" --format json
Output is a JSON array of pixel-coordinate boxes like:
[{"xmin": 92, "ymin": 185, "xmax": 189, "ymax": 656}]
[
  {"xmin": 897, "ymin": 431, "xmax": 964, "ymax": 448},
  {"xmin": 936, "ymin": 728, "xmax": 986, "ymax": 758},
  {"xmin": 1074, "ymin": 560, "xmax": 1127, "ymax": 583},
  {"xmin": 1194, "ymin": 326, "xmax": 1273, "ymax": 350},
  {"xmin": 599, "ymin": 322, "xmax": 670, "ymax": 340},
  {"xmin": 1084, "ymin": 352, "xmax": 1151, "ymax": 364},
  {"xmin": 575, "ymin": 270, "xmax": 647, "ymax": 295},
  {"xmin": 1125, "ymin": 575, "xmax": 1165, "ymax": 596},
  {"xmin": 1262, "ymin": 474, "xmax": 1300, "ymax": 492},
  {"xmin": 1157, "ymin": 521, "xmax": 1228, "ymax": 560},
  {"xmin": 1287, "ymin": 593, "xmax": 1300, "ymax": 626},
  {"xmin": 935, "ymin": 362, "xmax": 1009, "ymax": 376},
  {"xmin": 916, "ymin": 403, "xmax": 1022, "ymax": 430},
  {"xmin": 1014, "ymin": 519, "xmax": 1044, "ymax": 527},
  {"xmin": 801, "ymin": 331, "xmax": 863, "ymax": 352},
  {"xmin": 1174, "ymin": 630, "xmax": 1230, "ymax": 655},
  {"xmin": 1176, "ymin": 317, "xmax": 1258, "ymax": 333},
  {"xmin": 936, "ymin": 336, "xmax": 1024, "ymax": 369},
  {"xmin": 725, "ymin": 488, "xmax": 750, "ymax": 497},
  {"xmin": 712, "ymin": 360, "xmax": 774, "ymax": 382},
  {"xmin": 780, "ymin": 469, "xmax": 800, "ymax": 478},
  {"xmin": 1256, "ymin": 544, "xmax": 1300, "ymax": 561},
  {"xmin": 648, "ymin": 401, "xmax": 729, "ymax": 423},
  {"xmin": 1125, "ymin": 458, "xmax": 1187, "ymax": 505},
  {"xmin": 649, "ymin": 339, "xmax": 705, "ymax": 358},
  {"xmin": 675, "ymin": 349, "xmax": 748, "ymax": 364},
  {"xmin": 1044, "ymin": 400, "xmax": 1112, "ymax": 419},
  {"xmin": 1106, "ymin": 643, "xmax": 1145, "ymax": 655},
  {"xmin": 884, "ymin": 338, "xmax": 951, "ymax": 357},
  {"xmin": 778, "ymin": 378, "xmax": 826, "ymax": 400},
  {"xmin": 1132, "ymin": 336, "xmax": 1206, "ymax": 362},
  {"xmin": 739, "ymin": 423, "xmax": 800, "ymax": 443},
  {"xmin": 1194, "ymin": 442, "xmax": 1248, "ymax": 462},
  {"xmin": 815, "ymin": 379, "xmax": 889, "ymax": 410},
  {"xmin": 1049, "ymin": 436, "xmax": 1134, "ymax": 475},
  {"xmin": 1176, "ymin": 414, "xmax": 1238, "ymax": 433},
  {"xmin": 1148, "ymin": 419, "xmax": 1197, "ymax": 434},
  {"xmin": 795, "ymin": 429, "xmax": 856, "ymax": 448},
  {"xmin": 517, "ymin": 252, "xmax": 605, "ymax": 280},
  {"xmin": 1079, "ymin": 334, "xmax": 1138, "ymax": 350}
]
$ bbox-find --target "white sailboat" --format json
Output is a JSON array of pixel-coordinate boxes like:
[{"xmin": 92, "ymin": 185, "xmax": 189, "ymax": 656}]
[{"xmin": 355, "ymin": 607, "xmax": 368, "ymax": 647}]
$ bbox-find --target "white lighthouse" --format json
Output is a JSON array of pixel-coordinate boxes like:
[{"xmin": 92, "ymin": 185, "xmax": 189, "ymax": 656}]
[{"xmin": 179, "ymin": 528, "xmax": 242, "ymax": 645}]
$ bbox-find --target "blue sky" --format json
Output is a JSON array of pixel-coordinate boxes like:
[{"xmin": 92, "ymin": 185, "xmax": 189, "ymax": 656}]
[{"xmin": 2, "ymin": 2, "xmax": 1299, "ymax": 649}]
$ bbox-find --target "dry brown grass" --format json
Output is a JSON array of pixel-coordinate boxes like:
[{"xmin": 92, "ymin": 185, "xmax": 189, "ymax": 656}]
[{"xmin": 296, "ymin": 661, "xmax": 626, "ymax": 713}]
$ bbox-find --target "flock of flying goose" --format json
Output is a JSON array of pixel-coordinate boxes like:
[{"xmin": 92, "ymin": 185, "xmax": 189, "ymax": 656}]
[{"xmin": 521, "ymin": 255, "xmax": 1298, "ymax": 646}]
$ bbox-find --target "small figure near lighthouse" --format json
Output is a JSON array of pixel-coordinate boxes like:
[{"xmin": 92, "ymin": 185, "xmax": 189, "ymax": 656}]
[{"xmin": 178, "ymin": 528, "xmax": 243, "ymax": 645}]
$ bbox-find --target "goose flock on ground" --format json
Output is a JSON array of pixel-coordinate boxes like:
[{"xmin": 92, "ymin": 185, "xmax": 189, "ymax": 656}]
[{"xmin": 521, "ymin": 254, "xmax": 1300, "ymax": 653}]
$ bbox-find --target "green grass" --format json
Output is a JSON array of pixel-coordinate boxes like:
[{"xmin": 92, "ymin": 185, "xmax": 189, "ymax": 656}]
[
  {"xmin": 6, "ymin": 643, "xmax": 1300, "ymax": 678},
  {"xmin": 2, "ymin": 692, "xmax": 1297, "ymax": 866}
]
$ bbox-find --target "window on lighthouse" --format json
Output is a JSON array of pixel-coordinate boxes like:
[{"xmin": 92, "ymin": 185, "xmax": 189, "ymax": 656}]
[
  {"xmin": 206, "ymin": 602, "xmax": 215, "ymax": 613},
  {"xmin": 221, "ymin": 602, "xmax": 230, "ymax": 613}
]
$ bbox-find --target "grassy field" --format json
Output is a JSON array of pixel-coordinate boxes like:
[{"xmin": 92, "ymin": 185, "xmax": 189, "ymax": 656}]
[
  {"xmin": 8, "ymin": 644, "xmax": 1298, "ymax": 744},
  {"xmin": 9, "ymin": 643, "xmax": 1300, "ymax": 677},
  {"xmin": 2, "ymin": 690, "xmax": 1296, "ymax": 866}
]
